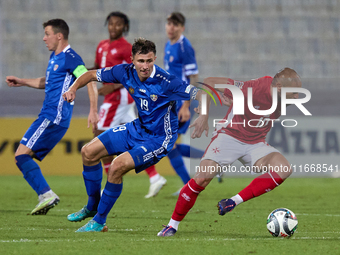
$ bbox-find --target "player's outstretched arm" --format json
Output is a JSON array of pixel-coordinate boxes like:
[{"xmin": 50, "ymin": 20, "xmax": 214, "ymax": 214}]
[
  {"xmin": 63, "ymin": 70, "xmax": 97, "ymax": 103},
  {"xmin": 6, "ymin": 76, "xmax": 45, "ymax": 89}
]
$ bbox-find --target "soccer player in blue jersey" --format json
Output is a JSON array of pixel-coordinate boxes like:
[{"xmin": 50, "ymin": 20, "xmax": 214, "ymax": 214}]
[
  {"xmin": 162, "ymin": 12, "xmax": 205, "ymax": 195},
  {"xmin": 63, "ymin": 38, "xmax": 198, "ymax": 232},
  {"xmin": 6, "ymin": 19, "xmax": 96, "ymax": 215}
]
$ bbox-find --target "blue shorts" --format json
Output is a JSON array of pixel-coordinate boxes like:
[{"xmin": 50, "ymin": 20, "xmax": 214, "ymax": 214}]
[
  {"xmin": 97, "ymin": 121, "xmax": 177, "ymax": 173},
  {"xmin": 20, "ymin": 117, "xmax": 68, "ymax": 161}
]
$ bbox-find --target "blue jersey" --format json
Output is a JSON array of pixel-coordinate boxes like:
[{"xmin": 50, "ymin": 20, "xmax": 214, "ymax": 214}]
[
  {"xmin": 97, "ymin": 64, "xmax": 195, "ymax": 138},
  {"xmin": 164, "ymin": 35, "xmax": 198, "ymax": 84},
  {"xmin": 39, "ymin": 45, "xmax": 87, "ymax": 128}
]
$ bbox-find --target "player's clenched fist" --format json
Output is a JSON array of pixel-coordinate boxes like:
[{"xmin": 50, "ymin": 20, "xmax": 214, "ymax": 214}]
[
  {"xmin": 6, "ymin": 76, "xmax": 22, "ymax": 87},
  {"xmin": 63, "ymin": 89, "xmax": 76, "ymax": 103}
]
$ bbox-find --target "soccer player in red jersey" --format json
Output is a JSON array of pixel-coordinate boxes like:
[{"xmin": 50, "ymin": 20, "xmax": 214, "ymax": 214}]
[
  {"xmin": 158, "ymin": 68, "xmax": 302, "ymax": 236},
  {"xmin": 91, "ymin": 12, "xmax": 166, "ymax": 197}
]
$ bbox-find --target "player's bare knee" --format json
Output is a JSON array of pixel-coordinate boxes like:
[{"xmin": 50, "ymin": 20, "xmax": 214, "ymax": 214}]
[
  {"xmin": 81, "ymin": 145, "xmax": 96, "ymax": 164},
  {"xmin": 109, "ymin": 160, "xmax": 128, "ymax": 176},
  {"xmin": 266, "ymin": 153, "xmax": 292, "ymax": 179}
]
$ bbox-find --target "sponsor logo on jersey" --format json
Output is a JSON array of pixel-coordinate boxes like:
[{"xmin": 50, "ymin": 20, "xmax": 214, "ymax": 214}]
[
  {"xmin": 139, "ymin": 89, "xmax": 146, "ymax": 93},
  {"xmin": 150, "ymin": 94, "xmax": 158, "ymax": 101},
  {"xmin": 129, "ymin": 87, "xmax": 135, "ymax": 94},
  {"xmin": 53, "ymin": 64, "xmax": 59, "ymax": 71}
]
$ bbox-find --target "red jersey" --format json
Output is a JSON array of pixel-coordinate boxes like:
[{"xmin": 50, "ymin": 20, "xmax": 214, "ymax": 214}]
[
  {"xmin": 95, "ymin": 37, "xmax": 133, "ymax": 104},
  {"xmin": 217, "ymin": 76, "xmax": 281, "ymax": 144}
]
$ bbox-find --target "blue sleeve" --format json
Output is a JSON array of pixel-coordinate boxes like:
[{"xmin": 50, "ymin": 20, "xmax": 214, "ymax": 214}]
[
  {"xmin": 167, "ymin": 77, "xmax": 197, "ymax": 101},
  {"xmin": 64, "ymin": 52, "xmax": 85, "ymax": 73},
  {"xmin": 96, "ymin": 64, "xmax": 126, "ymax": 84},
  {"xmin": 182, "ymin": 40, "xmax": 198, "ymax": 76}
]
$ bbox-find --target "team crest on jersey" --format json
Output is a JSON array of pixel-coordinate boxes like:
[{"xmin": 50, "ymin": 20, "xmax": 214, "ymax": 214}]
[
  {"xmin": 169, "ymin": 56, "xmax": 174, "ymax": 63},
  {"xmin": 53, "ymin": 64, "xmax": 58, "ymax": 71},
  {"xmin": 234, "ymin": 81, "xmax": 244, "ymax": 89},
  {"xmin": 129, "ymin": 87, "xmax": 135, "ymax": 94},
  {"xmin": 150, "ymin": 94, "xmax": 158, "ymax": 101}
]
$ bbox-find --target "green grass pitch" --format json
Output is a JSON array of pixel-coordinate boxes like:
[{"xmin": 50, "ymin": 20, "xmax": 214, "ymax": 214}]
[{"xmin": 0, "ymin": 176, "xmax": 339, "ymax": 255}]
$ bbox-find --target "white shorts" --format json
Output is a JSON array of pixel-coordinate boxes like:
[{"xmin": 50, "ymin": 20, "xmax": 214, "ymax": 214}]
[
  {"xmin": 201, "ymin": 133, "xmax": 280, "ymax": 168},
  {"xmin": 97, "ymin": 102, "xmax": 136, "ymax": 130}
]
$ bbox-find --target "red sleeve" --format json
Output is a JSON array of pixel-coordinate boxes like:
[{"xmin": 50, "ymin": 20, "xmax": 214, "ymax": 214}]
[
  {"xmin": 123, "ymin": 44, "xmax": 132, "ymax": 64},
  {"xmin": 94, "ymin": 42, "xmax": 102, "ymax": 66}
]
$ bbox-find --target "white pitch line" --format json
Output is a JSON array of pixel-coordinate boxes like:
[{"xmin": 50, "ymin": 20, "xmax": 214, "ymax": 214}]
[
  {"xmin": 1, "ymin": 236, "xmax": 339, "ymax": 243},
  {"xmin": 296, "ymin": 213, "xmax": 340, "ymax": 217},
  {"xmin": 0, "ymin": 239, "xmax": 98, "ymax": 243}
]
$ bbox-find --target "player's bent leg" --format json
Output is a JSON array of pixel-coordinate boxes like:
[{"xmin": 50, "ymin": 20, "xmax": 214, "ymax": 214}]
[
  {"xmin": 70, "ymin": 138, "xmax": 108, "ymax": 222},
  {"xmin": 75, "ymin": 152, "xmax": 135, "ymax": 232},
  {"xmin": 256, "ymin": 152, "xmax": 292, "ymax": 180},
  {"xmin": 231, "ymin": 152, "xmax": 291, "ymax": 210},
  {"xmin": 158, "ymin": 160, "xmax": 217, "ymax": 237}
]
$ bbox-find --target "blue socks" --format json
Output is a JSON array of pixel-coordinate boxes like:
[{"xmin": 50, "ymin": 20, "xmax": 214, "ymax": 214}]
[
  {"xmin": 176, "ymin": 144, "xmax": 204, "ymax": 158},
  {"xmin": 94, "ymin": 182, "xmax": 123, "ymax": 225},
  {"xmin": 15, "ymin": 154, "xmax": 50, "ymax": 195},
  {"xmin": 168, "ymin": 147, "xmax": 190, "ymax": 184},
  {"xmin": 83, "ymin": 163, "xmax": 103, "ymax": 211}
]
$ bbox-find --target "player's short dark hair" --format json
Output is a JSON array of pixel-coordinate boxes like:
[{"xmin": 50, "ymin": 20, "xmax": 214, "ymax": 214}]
[
  {"xmin": 105, "ymin": 11, "xmax": 130, "ymax": 35},
  {"xmin": 167, "ymin": 12, "xmax": 186, "ymax": 26},
  {"xmin": 132, "ymin": 38, "xmax": 156, "ymax": 56},
  {"xmin": 43, "ymin": 19, "xmax": 69, "ymax": 40}
]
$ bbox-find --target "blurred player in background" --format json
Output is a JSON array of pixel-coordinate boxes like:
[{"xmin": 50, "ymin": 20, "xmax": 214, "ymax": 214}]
[
  {"xmin": 91, "ymin": 12, "xmax": 166, "ymax": 198},
  {"xmin": 160, "ymin": 12, "xmax": 205, "ymax": 196},
  {"xmin": 5, "ymin": 19, "xmax": 96, "ymax": 215},
  {"xmin": 158, "ymin": 68, "xmax": 301, "ymax": 236},
  {"xmin": 63, "ymin": 38, "xmax": 199, "ymax": 232}
]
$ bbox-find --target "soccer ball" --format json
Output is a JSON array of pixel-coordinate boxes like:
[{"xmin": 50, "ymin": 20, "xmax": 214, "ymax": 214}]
[{"xmin": 266, "ymin": 208, "xmax": 298, "ymax": 237}]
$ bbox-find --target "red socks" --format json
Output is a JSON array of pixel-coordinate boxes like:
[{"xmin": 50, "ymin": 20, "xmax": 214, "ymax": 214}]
[
  {"xmin": 145, "ymin": 165, "xmax": 157, "ymax": 177},
  {"xmin": 238, "ymin": 171, "xmax": 284, "ymax": 202},
  {"xmin": 171, "ymin": 179, "xmax": 205, "ymax": 221}
]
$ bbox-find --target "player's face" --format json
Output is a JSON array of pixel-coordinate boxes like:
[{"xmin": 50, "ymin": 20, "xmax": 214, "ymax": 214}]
[
  {"xmin": 165, "ymin": 21, "xmax": 184, "ymax": 42},
  {"xmin": 43, "ymin": 26, "xmax": 59, "ymax": 52},
  {"xmin": 107, "ymin": 16, "xmax": 126, "ymax": 41},
  {"xmin": 132, "ymin": 52, "xmax": 157, "ymax": 82}
]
